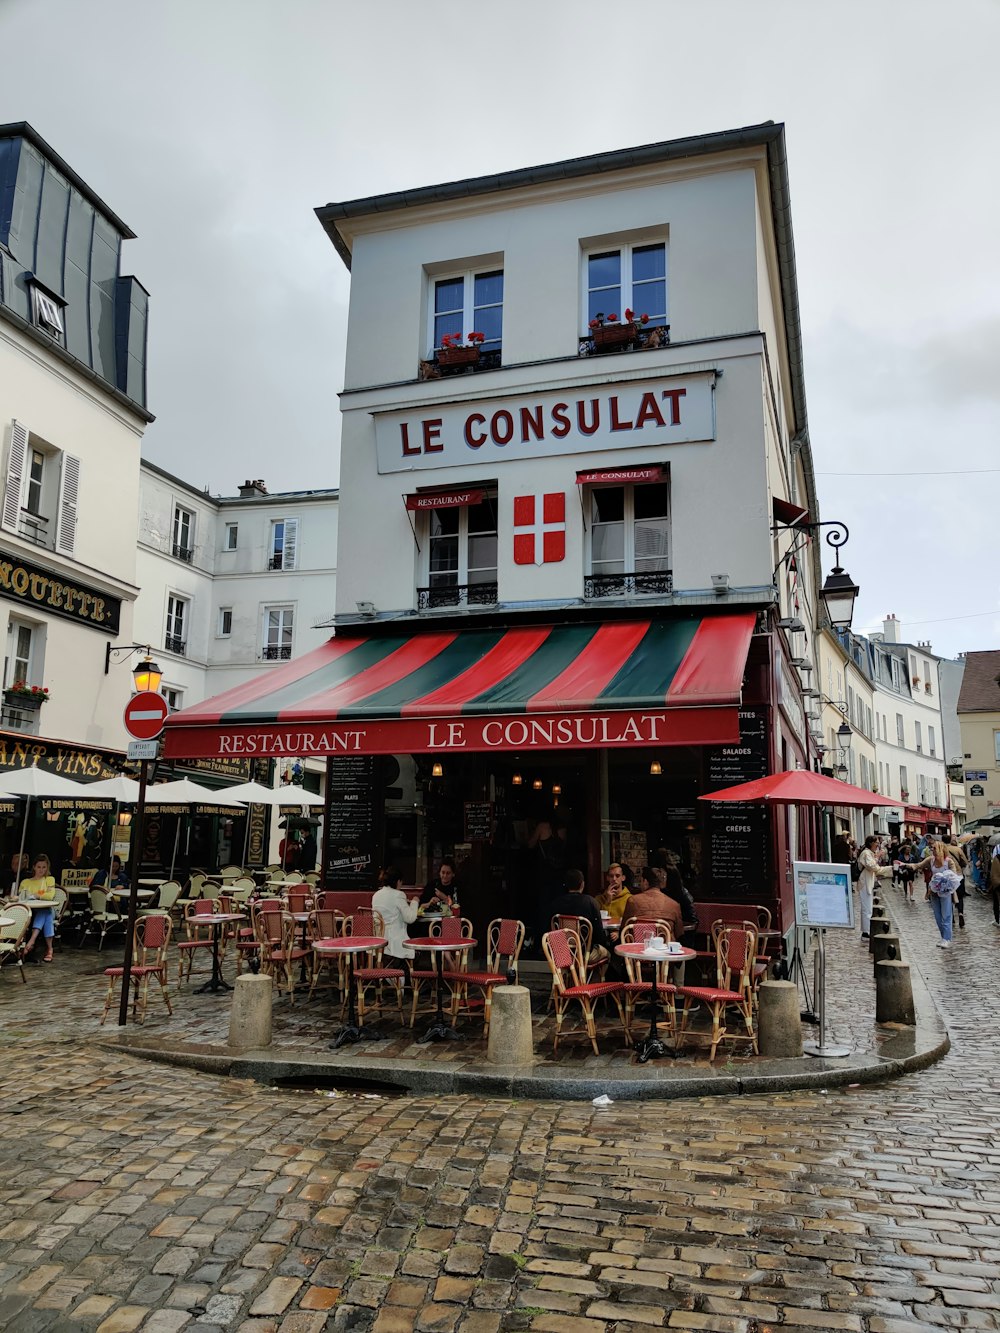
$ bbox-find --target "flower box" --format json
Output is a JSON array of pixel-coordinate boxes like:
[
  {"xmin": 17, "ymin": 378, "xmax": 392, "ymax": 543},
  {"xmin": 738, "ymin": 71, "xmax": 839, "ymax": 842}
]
[
  {"xmin": 4, "ymin": 689, "xmax": 47, "ymax": 710},
  {"xmin": 591, "ymin": 321, "xmax": 637, "ymax": 352},
  {"xmin": 436, "ymin": 345, "xmax": 480, "ymax": 369}
]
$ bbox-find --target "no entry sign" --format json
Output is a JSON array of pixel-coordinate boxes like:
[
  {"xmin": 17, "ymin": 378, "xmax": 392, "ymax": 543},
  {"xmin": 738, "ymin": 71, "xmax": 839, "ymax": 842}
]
[{"xmin": 123, "ymin": 692, "xmax": 170, "ymax": 741}]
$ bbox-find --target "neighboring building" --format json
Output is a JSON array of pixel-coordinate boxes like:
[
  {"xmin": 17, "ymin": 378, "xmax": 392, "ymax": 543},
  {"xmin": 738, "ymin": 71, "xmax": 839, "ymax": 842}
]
[
  {"xmin": 165, "ymin": 122, "xmax": 834, "ymax": 938},
  {"xmin": 0, "ymin": 123, "xmax": 151, "ymax": 807},
  {"xmin": 813, "ymin": 627, "xmax": 876, "ymax": 846},
  {"xmin": 939, "ymin": 655, "xmax": 968, "ymax": 829},
  {"xmin": 956, "ymin": 650, "xmax": 1000, "ymax": 828}
]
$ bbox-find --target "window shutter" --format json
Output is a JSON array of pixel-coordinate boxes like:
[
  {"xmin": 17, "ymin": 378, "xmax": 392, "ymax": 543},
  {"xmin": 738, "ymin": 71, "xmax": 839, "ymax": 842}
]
[
  {"xmin": 282, "ymin": 517, "xmax": 298, "ymax": 570},
  {"xmin": 2, "ymin": 420, "xmax": 27, "ymax": 533},
  {"xmin": 56, "ymin": 453, "xmax": 81, "ymax": 556}
]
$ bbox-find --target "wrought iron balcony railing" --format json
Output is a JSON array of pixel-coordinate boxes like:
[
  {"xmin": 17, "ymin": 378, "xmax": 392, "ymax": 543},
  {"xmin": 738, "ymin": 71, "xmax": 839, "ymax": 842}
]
[
  {"xmin": 172, "ymin": 543, "xmax": 194, "ymax": 563},
  {"xmin": 261, "ymin": 644, "xmax": 292, "ymax": 661},
  {"xmin": 164, "ymin": 634, "xmax": 187, "ymax": 656},
  {"xmin": 417, "ymin": 582, "xmax": 499, "ymax": 611},
  {"xmin": 584, "ymin": 570, "xmax": 674, "ymax": 599}
]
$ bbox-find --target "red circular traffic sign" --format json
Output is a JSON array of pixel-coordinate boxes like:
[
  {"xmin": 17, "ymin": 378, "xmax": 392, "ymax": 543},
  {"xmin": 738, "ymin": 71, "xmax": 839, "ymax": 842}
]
[{"xmin": 123, "ymin": 692, "xmax": 170, "ymax": 740}]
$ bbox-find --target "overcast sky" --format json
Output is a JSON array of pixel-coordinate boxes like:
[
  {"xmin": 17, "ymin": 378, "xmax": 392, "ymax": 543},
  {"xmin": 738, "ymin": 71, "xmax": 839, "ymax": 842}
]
[{"xmin": 3, "ymin": 0, "xmax": 998, "ymax": 661}]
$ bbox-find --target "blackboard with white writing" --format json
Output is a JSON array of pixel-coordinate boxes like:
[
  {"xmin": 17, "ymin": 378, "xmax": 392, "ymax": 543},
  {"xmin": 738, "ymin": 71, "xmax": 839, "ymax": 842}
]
[
  {"xmin": 324, "ymin": 756, "xmax": 378, "ymax": 886},
  {"xmin": 705, "ymin": 709, "xmax": 770, "ymax": 896}
]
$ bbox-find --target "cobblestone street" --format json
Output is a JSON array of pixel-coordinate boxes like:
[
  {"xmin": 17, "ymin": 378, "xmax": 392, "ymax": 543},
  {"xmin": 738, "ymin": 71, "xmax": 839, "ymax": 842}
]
[{"xmin": 1, "ymin": 888, "xmax": 998, "ymax": 1332}]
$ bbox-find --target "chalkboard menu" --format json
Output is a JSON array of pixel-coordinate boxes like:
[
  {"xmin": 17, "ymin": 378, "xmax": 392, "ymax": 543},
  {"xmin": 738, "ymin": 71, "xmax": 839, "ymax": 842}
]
[
  {"xmin": 706, "ymin": 709, "xmax": 770, "ymax": 896},
  {"xmin": 463, "ymin": 801, "xmax": 493, "ymax": 843},
  {"xmin": 324, "ymin": 756, "xmax": 378, "ymax": 886}
]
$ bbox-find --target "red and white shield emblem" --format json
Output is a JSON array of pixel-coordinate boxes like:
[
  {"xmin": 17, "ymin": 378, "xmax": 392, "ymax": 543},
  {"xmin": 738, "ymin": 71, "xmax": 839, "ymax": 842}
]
[{"xmin": 513, "ymin": 493, "xmax": 566, "ymax": 566}]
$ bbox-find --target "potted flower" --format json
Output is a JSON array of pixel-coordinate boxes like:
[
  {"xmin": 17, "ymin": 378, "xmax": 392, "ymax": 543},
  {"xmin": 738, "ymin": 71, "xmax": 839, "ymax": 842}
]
[
  {"xmin": 588, "ymin": 308, "xmax": 649, "ymax": 352},
  {"xmin": 437, "ymin": 331, "xmax": 485, "ymax": 369},
  {"xmin": 3, "ymin": 680, "xmax": 50, "ymax": 709}
]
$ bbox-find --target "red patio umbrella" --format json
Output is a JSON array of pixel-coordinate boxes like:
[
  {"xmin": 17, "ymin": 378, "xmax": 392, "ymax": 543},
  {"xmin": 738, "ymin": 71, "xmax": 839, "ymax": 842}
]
[{"xmin": 698, "ymin": 769, "xmax": 901, "ymax": 809}]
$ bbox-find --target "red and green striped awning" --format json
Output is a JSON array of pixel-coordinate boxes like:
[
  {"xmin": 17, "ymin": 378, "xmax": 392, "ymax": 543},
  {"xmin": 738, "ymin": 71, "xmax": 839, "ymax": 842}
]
[{"xmin": 162, "ymin": 613, "xmax": 756, "ymax": 760}]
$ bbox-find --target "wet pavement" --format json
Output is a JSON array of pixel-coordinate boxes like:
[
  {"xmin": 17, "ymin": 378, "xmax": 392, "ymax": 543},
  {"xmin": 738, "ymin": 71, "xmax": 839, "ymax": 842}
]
[{"xmin": 0, "ymin": 886, "xmax": 997, "ymax": 1330}]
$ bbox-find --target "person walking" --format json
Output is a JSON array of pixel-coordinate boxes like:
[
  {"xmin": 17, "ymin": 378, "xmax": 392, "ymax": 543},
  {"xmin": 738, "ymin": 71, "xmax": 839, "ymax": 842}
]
[
  {"xmin": 896, "ymin": 841, "xmax": 918, "ymax": 904},
  {"xmin": 989, "ymin": 839, "xmax": 1000, "ymax": 928},
  {"xmin": 924, "ymin": 842, "xmax": 962, "ymax": 948},
  {"xmin": 857, "ymin": 835, "xmax": 892, "ymax": 939},
  {"xmin": 944, "ymin": 834, "xmax": 969, "ymax": 928}
]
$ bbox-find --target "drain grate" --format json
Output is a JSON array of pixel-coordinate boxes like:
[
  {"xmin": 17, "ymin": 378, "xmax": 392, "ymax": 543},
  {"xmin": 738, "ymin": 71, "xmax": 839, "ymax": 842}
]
[{"xmin": 268, "ymin": 1072, "xmax": 407, "ymax": 1096}]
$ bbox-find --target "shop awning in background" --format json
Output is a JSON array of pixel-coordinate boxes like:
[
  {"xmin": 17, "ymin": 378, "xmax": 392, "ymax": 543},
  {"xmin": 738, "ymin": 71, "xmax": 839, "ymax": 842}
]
[{"xmin": 162, "ymin": 613, "xmax": 756, "ymax": 759}]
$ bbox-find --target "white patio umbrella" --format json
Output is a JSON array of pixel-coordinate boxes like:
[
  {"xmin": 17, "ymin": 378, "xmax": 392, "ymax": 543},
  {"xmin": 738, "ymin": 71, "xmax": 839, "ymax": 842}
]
[
  {"xmin": 145, "ymin": 778, "xmax": 247, "ymax": 879},
  {"xmin": 0, "ymin": 763, "xmax": 96, "ymax": 880},
  {"xmin": 221, "ymin": 781, "xmax": 325, "ymax": 866}
]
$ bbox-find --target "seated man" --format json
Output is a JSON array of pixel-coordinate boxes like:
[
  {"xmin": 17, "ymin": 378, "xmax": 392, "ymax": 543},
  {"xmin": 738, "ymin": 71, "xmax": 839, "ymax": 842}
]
[
  {"xmin": 548, "ymin": 867, "xmax": 611, "ymax": 965},
  {"xmin": 621, "ymin": 866, "xmax": 683, "ymax": 937},
  {"xmin": 90, "ymin": 856, "xmax": 129, "ymax": 891}
]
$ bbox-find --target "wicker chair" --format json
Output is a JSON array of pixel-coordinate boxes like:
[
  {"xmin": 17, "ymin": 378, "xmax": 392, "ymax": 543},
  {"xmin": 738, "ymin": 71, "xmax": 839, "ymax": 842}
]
[
  {"xmin": 101, "ymin": 914, "xmax": 173, "ymax": 1025},
  {"xmin": 676, "ymin": 925, "xmax": 759, "ymax": 1062},
  {"xmin": 542, "ymin": 928, "xmax": 626, "ymax": 1056},
  {"xmin": 409, "ymin": 914, "xmax": 472, "ymax": 1028},
  {"xmin": 447, "ymin": 917, "xmax": 524, "ymax": 1036},
  {"xmin": 349, "ymin": 909, "xmax": 405, "ymax": 1027}
]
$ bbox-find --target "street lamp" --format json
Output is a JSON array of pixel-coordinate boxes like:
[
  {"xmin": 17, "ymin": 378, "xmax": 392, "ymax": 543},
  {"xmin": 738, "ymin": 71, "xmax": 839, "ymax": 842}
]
[
  {"xmin": 105, "ymin": 642, "xmax": 162, "ymax": 691},
  {"xmin": 772, "ymin": 519, "xmax": 860, "ymax": 631}
]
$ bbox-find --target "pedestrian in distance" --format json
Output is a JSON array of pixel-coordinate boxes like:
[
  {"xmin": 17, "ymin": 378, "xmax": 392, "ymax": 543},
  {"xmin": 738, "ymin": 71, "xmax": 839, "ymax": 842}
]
[
  {"xmin": 924, "ymin": 842, "xmax": 962, "ymax": 948},
  {"xmin": 944, "ymin": 834, "xmax": 969, "ymax": 928},
  {"xmin": 989, "ymin": 839, "xmax": 1000, "ymax": 928},
  {"xmin": 857, "ymin": 835, "xmax": 893, "ymax": 939}
]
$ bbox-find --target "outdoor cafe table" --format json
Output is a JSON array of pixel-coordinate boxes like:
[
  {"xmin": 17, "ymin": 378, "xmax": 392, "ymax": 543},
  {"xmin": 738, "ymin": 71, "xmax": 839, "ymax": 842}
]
[
  {"xmin": 407, "ymin": 936, "xmax": 476, "ymax": 1043},
  {"xmin": 192, "ymin": 912, "xmax": 245, "ymax": 995},
  {"xmin": 0, "ymin": 915, "xmax": 14, "ymax": 928},
  {"xmin": 312, "ymin": 935, "xmax": 387, "ymax": 1048},
  {"xmin": 109, "ymin": 888, "xmax": 155, "ymax": 902},
  {"xmin": 615, "ymin": 942, "xmax": 696, "ymax": 1063}
]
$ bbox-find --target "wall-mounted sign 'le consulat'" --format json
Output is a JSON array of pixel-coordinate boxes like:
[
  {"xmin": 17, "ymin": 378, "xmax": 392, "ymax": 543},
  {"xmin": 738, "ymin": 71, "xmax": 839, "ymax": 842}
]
[
  {"xmin": 0, "ymin": 549, "xmax": 121, "ymax": 634},
  {"xmin": 375, "ymin": 373, "xmax": 716, "ymax": 473}
]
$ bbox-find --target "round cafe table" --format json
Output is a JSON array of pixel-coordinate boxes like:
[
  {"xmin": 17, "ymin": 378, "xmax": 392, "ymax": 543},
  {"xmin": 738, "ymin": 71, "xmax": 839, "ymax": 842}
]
[
  {"xmin": 0, "ymin": 915, "xmax": 15, "ymax": 928},
  {"xmin": 193, "ymin": 912, "xmax": 246, "ymax": 995},
  {"xmin": 109, "ymin": 888, "xmax": 155, "ymax": 901},
  {"xmin": 407, "ymin": 936, "xmax": 476, "ymax": 1043},
  {"xmin": 615, "ymin": 942, "xmax": 696, "ymax": 1063},
  {"xmin": 312, "ymin": 936, "xmax": 387, "ymax": 1048}
]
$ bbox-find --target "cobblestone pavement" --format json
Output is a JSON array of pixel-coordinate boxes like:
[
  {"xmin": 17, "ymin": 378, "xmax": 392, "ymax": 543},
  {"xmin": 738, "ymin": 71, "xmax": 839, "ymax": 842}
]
[{"xmin": 0, "ymin": 887, "xmax": 997, "ymax": 1331}]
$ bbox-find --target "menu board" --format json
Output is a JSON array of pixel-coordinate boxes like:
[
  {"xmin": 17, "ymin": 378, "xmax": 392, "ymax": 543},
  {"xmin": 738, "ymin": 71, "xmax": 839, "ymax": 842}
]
[
  {"xmin": 793, "ymin": 861, "xmax": 854, "ymax": 929},
  {"xmin": 706, "ymin": 709, "xmax": 770, "ymax": 896},
  {"xmin": 324, "ymin": 756, "xmax": 378, "ymax": 886},
  {"xmin": 463, "ymin": 802, "xmax": 493, "ymax": 843}
]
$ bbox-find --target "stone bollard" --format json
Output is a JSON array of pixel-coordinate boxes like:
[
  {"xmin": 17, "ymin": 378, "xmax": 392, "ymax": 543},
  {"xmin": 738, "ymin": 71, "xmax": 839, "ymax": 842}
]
[
  {"xmin": 875, "ymin": 959, "xmax": 915, "ymax": 1025},
  {"xmin": 872, "ymin": 933, "xmax": 900, "ymax": 968},
  {"xmin": 228, "ymin": 973, "xmax": 273, "ymax": 1051},
  {"xmin": 868, "ymin": 915, "xmax": 891, "ymax": 954},
  {"xmin": 756, "ymin": 980, "xmax": 803, "ymax": 1058},
  {"xmin": 486, "ymin": 984, "xmax": 534, "ymax": 1065}
]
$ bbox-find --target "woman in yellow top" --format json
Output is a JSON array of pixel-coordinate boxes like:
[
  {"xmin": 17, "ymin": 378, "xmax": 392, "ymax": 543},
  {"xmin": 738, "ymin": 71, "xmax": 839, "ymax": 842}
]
[
  {"xmin": 20, "ymin": 853, "xmax": 57, "ymax": 962},
  {"xmin": 598, "ymin": 862, "xmax": 631, "ymax": 921}
]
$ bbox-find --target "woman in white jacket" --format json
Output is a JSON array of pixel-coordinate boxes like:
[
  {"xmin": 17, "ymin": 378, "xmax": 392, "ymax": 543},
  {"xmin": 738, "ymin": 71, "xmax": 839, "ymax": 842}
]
[
  {"xmin": 857, "ymin": 835, "xmax": 893, "ymax": 938},
  {"xmin": 372, "ymin": 869, "xmax": 419, "ymax": 968}
]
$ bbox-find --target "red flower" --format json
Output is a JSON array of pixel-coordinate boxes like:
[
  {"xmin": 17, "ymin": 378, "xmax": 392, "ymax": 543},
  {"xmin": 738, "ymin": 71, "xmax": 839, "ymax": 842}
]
[
  {"xmin": 588, "ymin": 318, "xmax": 601, "ymax": 330},
  {"xmin": 640, "ymin": 313, "xmax": 649, "ymax": 324},
  {"xmin": 607, "ymin": 313, "xmax": 618, "ymax": 322},
  {"xmin": 625, "ymin": 308, "xmax": 634, "ymax": 322},
  {"xmin": 468, "ymin": 331, "xmax": 485, "ymax": 344}
]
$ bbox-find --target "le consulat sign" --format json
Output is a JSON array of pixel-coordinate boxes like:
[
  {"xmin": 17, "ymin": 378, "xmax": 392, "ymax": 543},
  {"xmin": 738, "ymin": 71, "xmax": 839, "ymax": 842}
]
[{"xmin": 0, "ymin": 549, "xmax": 121, "ymax": 634}]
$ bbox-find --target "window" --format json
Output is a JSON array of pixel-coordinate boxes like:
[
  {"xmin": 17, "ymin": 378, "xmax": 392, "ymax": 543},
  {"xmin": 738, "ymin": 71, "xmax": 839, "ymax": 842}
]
[
  {"xmin": 585, "ymin": 241, "xmax": 667, "ymax": 331},
  {"xmin": 217, "ymin": 608, "xmax": 233, "ymax": 637},
  {"xmin": 269, "ymin": 518, "xmax": 298, "ymax": 571},
  {"xmin": 915, "ymin": 720, "xmax": 922, "ymax": 754},
  {"xmin": 933, "ymin": 777, "xmax": 941, "ymax": 806},
  {"xmin": 585, "ymin": 482, "xmax": 671, "ymax": 598},
  {"xmin": 263, "ymin": 605, "xmax": 294, "ymax": 660},
  {"xmin": 865, "ymin": 706, "xmax": 872, "ymax": 739},
  {"xmin": 994, "ymin": 731, "xmax": 1000, "ymax": 765},
  {"xmin": 224, "ymin": 523, "xmax": 238, "ymax": 551},
  {"xmin": 172, "ymin": 506, "xmax": 194, "ymax": 562},
  {"xmin": 162, "ymin": 687, "xmax": 183, "ymax": 712},
  {"xmin": 165, "ymin": 595, "xmax": 188, "ymax": 656},
  {"xmin": 419, "ymin": 496, "xmax": 498, "ymax": 610},
  {"xmin": 928, "ymin": 725, "xmax": 936, "ymax": 758},
  {"xmin": 896, "ymin": 713, "xmax": 905, "ymax": 747},
  {"xmin": 5, "ymin": 620, "xmax": 34, "ymax": 688},
  {"xmin": 31, "ymin": 285, "xmax": 64, "ymax": 339},
  {"xmin": 432, "ymin": 269, "xmax": 503, "ymax": 355},
  {"xmin": 890, "ymin": 658, "xmax": 902, "ymax": 690},
  {"xmin": 899, "ymin": 765, "xmax": 908, "ymax": 799},
  {"xmin": 2, "ymin": 420, "xmax": 79, "ymax": 554}
]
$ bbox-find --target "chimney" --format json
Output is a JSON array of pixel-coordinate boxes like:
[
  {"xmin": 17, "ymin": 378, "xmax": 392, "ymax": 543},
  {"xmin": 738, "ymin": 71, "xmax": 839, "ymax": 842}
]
[
  {"xmin": 238, "ymin": 479, "xmax": 268, "ymax": 497},
  {"xmin": 882, "ymin": 613, "xmax": 900, "ymax": 644},
  {"xmin": 917, "ymin": 639, "xmax": 933, "ymax": 652}
]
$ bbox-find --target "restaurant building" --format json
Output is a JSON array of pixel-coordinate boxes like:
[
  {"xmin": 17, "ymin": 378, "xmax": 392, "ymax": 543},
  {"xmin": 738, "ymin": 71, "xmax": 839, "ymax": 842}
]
[{"xmin": 164, "ymin": 122, "xmax": 828, "ymax": 937}]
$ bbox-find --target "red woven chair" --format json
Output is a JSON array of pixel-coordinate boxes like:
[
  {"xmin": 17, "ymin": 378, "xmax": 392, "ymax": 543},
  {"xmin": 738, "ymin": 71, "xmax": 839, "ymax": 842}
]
[
  {"xmin": 308, "ymin": 908, "xmax": 346, "ymax": 999},
  {"xmin": 256, "ymin": 909, "xmax": 311, "ymax": 1003},
  {"xmin": 676, "ymin": 925, "xmax": 758, "ymax": 1062},
  {"xmin": 349, "ymin": 909, "xmax": 405, "ymax": 1026},
  {"xmin": 233, "ymin": 898, "xmax": 281, "ymax": 975},
  {"xmin": 286, "ymin": 889, "xmax": 313, "ymax": 915},
  {"xmin": 618, "ymin": 919, "xmax": 677, "ymax": 1045},
  {"xmin": 176, "ymin": 898, "xmax": 216, "ymax": 984},
  {"xmin": 448, "ymin": 917, "xmax": 524, "ymax": 1036},
  {"xmin": 542, "ymin": 928, "xmax": 626, "ymax": 1055},
  {"xmin": 101, "ymin": 914, "xmax": 173, "ymax": 1025},
  {"xmin": 409, "ymin": 913, "xmax": 471, "ymax": 1028}
]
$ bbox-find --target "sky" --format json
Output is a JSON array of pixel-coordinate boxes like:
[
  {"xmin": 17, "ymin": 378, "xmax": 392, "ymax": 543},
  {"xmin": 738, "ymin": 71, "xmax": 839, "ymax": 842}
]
[{"xmin": 2, "ymin": 0, "xmax": 998, "ymax": 660}]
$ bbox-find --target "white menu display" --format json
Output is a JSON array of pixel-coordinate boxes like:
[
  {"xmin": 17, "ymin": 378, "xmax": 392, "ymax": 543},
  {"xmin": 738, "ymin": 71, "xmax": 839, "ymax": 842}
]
[{"xmin": 792, "ymin": 862, "xmax": 855, "ymax": 930}]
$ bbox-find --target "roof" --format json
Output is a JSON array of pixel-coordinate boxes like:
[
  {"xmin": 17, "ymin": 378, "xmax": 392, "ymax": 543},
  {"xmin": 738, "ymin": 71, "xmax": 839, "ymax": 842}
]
[
  {"xmin": 140, "ymin": 458, "xmax": 339, "ymax": 507},
  {"xmin": 0, "ymin": 122, "xmax": 135, "ymax": 238},
  {"xmin": 957, "ymin": 650, "xmax": 1000, "ymax": 713}
]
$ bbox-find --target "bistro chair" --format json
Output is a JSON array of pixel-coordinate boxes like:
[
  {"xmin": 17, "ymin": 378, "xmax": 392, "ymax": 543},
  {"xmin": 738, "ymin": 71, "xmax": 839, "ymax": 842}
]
[
  {"xmin": 233, "ymin": 898, "xmax": 281, "ymax": 974},
  {"xmin": 303, "ymin": 872, "xmax": 320, "ymax": 887},
  {"xmin": 348, "ymin": 909, "xmax": 405, "ymax": 1027},
  {"xmin": 100, "ymin": 914, "xmax": 173, "ymax": 1025},
  {"xmin": 285, "ymin": 888, "xmax": 313, "ymax": 915},
  {"xmin": 307, "ymin": 908, "xmax": 346, "ymax": 998},
  {"xmin": 283, "ymin": 871, "xmax": 305, "ymax": 885},
  {"xmin": 618, "ymin": 919, "xmax": 677, "ymax": 1044},
  {"xmin": 448, "ymin": 917, "xmax": 525, "ymax": 1037},
  {"xmin": 80, "ymin": 888, "xmax": 125, "ymax": 950},
  {"xmin": 676, "ymin": 925, "xmax": 759, "ymax": 1062},
  {"xmin": 552, "ymin": 913, "xmax": 608, "ymax": 982},
  {"xmin": 176, "ymin": 898, "xmax": 217, "ymax": 984},
  {"xmin": 542, "ymin": 928, "xmax": 626, "ymax": 1056},
  {"xmin": 257, "ymin": 910, "xmax": 311, "ymax": 1003},
  {"xmin": 139, "ymin": 881, "xmax": 182, "ymax": 922},
  {"xmin": 409, "ymin": 913, "xmax": 472, "ymax": 1028},
  {"xmin": 0, "ymin": 903, "xmax": 30, "ymax": 982},
  {"xmin": 200, "ymin": 878, "xmax": 224, "ymax": 903},
  {"xmin": 219, "ymin": 864, "xmax": 243, "ymax": 881},
  {"xmin": 184, "ymin": 873, "xmax": 207, "ymax": 902}
]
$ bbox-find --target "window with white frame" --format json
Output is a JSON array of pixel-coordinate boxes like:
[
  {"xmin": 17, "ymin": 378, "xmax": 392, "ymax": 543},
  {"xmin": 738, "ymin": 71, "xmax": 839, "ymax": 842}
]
[
  {"xmin": 915, "ymin": 720, "xmax": 922, "ymax": 754},
  {"xmin": 262, "ymin": 605, "xmax": 294, "ymax": 660},
  {"xmin": 896, "ymin": 713, "xmax": 905, "ymax": 746},
  {"xmin": 890, "ymin": 657, "xmax": 902, "ymax": 690},
  {"xmin": 586, "ymin": 481, "xmax": 671, "ymax": 596},
  {"xmin": 420, "ymin": 495, "xmax": 498, "ymax": 609},
  {"xmin": 584, "ymin": 241, "xmax": 668, "ymax": 332},
  {"xmin": 217, "ymin": 608, "xmax": 233, "ymax": 638},
  {"xmin": 2, "ymin": 420, "xmax": 79, "ymax": 555},
  {"xmin": 30, "ymin": 284, "xmax": 65, "ymax": 340},
  {"xmin": 4, "ymin": 619, "xmax": 36, "ymax": 689},
  {"xmin": 223, "ymin": 522, "xmax": 238, "ymax": 551},
  {"xmin": 165, "ymin": 595, "xmax": 188, "ymax": 656},
  {"xmin": 172, "ymin": 505, "xmax": 195, "ymax": 562},
  {"xmin": 994, "ymin": 731, "xmax": 1000, "ymax": 765},
  {"xmin": 900, "ymin": 764, "xmax": 909, "ymax": 798},
  {"xmin": 268, "ymin": 518, "xmax": 298, "ymax": 571},
  {"xmin": 933, "ymin": 777, "xmax": 941, "ymax": 805},
  {"xmin": 431, "ymin": 269, "xmax": 503, "ymax": 355},
  {"xmin": 162, "ymin": 687, "xmax": 183, "ymax": 712}
]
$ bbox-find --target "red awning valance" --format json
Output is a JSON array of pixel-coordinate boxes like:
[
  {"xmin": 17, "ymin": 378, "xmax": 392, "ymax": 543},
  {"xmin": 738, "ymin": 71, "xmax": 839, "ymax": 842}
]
[
  {"xmin": 576, "ymin": 465, "xmax": 666, "ymax": 486},
  {"xmin": 405, "ymin": 488, "xmax": 484, "ymax": 511},
  {"xmin": 771, "ymin": 496, "xmax": 810, "ymax": 526}
]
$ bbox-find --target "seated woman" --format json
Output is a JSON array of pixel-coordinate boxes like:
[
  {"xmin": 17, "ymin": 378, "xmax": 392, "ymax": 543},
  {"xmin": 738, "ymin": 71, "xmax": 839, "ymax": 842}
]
[
  {"xmin": 90, "ymin": 856, "xmax": 129, "ymax": 891},
  {"xmin": 372, "ymin": 866, "xmax": 419, "ymax": 975},
  {"xmin": 20, "ymin": 853, "xmax": 58, "ymax": 962},
  {"xmin": 421, "ymin": 858, "xmax": 459, "ymax": 912}
]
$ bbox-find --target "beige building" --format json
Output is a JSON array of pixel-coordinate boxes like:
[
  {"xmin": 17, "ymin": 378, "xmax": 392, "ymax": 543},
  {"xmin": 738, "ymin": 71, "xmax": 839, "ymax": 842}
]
[{"xmin": 956, "ymin": 650, "xmax": 1000, "ymax": 827}]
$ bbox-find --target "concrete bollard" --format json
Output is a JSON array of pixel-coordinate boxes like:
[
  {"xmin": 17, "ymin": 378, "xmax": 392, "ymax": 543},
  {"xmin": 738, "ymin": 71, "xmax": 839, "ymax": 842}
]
[
  {"xmin": 756, "ymin": 980, "xmax": 803, "ymax": 1058},
  {"xmin": 875, "ymin": 959, "xmax": 915, "ymax": 1025},
  {"xmin": 868, "ymin": 915, "xmax": 891, "ymax": 954},
  {"xmin": 227, "ymin": 973, "xmax": 273, "ymax": 1050},
  {"xmin": 872, "ymin": 933, "xmax": 900, "ymax": 968},
  {"xmin": 486, "ymin": 984, "xmax": 534, "ymax": 1065}
]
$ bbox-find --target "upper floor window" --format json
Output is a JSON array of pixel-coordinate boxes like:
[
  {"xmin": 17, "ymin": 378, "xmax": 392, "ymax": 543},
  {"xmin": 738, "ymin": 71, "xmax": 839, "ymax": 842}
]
[
  {"xmin": 2, "ymin": 420, "xmax": 79, "ymax": 555},
  {"xmin": 585, "ymin": 481, "xmax": 671, "ymax": 599},
  {"xmin": 928, "ymin": 726, "xmax": 936, "ymax": 758},
  {"xmin": 418, "ymin": 494, "xmax": 498, "ymax": 611},
  {"xmin": 915, "ymin": 720, "xmax": 922, "ymax": 754},
  {"xmin": 172, "ymin": 506, "xmax": 195, "ymax": 563},
  {"xmin": 2, "ymin": 618, "xmax": 44, "ymax": 735},
  {"xmin": 165, "ymin": 595, "xmax": 188, "ymax": 657},
  {"xmin": 896, "ymin": 713, "xmax": 905, "ymax": 747},
  {"xmin": 263, "ymin": 605, "xmax": 294, "ymax": 660},
  {"xmin": 163, "ymin": 687, "xmax": 183, "ymax": 712},
  {"xmin": 224, "ymin": 522, "xmax": 238, "ymax": 551},
  {"xmin": 582, "ymin": 242, "xmax": 668, "ymax": 356},
  {"xmin": 30, "ymin": 283, "xmax": 65, "ymax": 341},
  {"xmin": 269, "ymin": 518, "xmax": 298, "ymax": 571},
  {"xmin": 994, "ymin": 730, "xmax": 1000, "ymax": 765},
  {"xmin": 217, "ymin": 608, "xmax": 233, "ymax": 638},
  {"xmin": 430, "ymin": 269, "xmax": 503, "ymax": 371}
]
